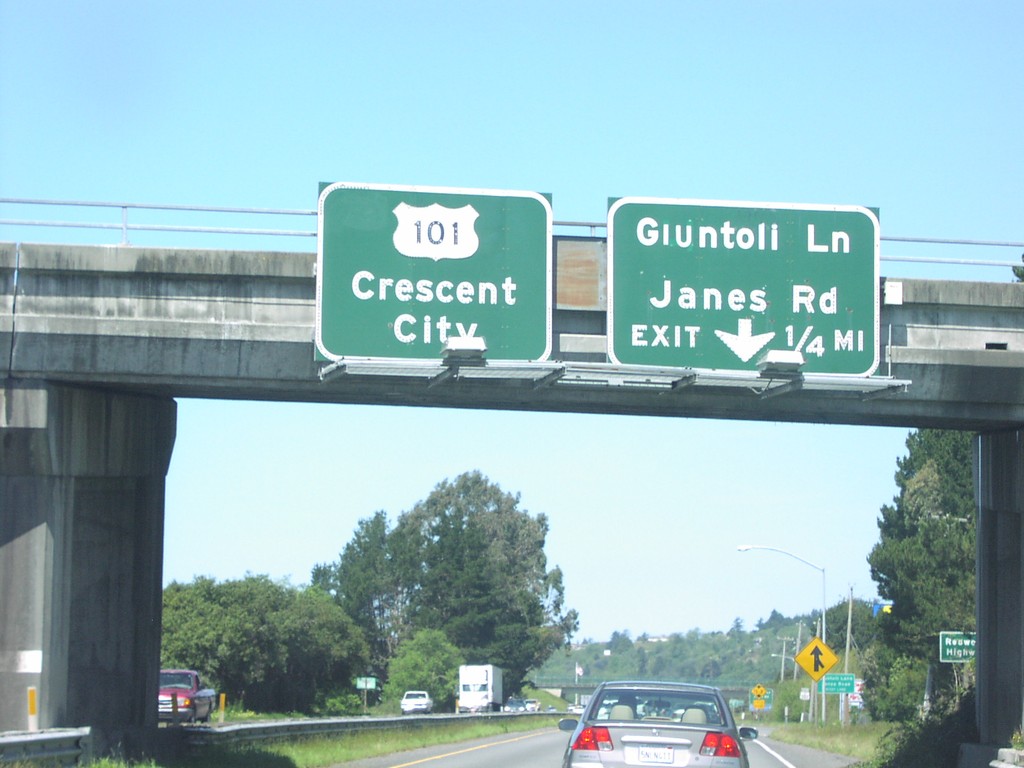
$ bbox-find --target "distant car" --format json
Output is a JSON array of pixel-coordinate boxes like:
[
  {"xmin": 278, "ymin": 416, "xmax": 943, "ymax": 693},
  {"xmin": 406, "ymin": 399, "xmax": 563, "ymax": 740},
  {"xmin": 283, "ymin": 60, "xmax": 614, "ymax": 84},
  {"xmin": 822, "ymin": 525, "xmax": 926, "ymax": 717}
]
[
  {"xmin": 524, "ymin": 698, "xmax": 540, "ymax": 712},
  {"xmin": 503, "ymin": 696, "xmax": 527, "ymax": 712},
  {"xmin": 400, "ymin": 690, "xmax": 433, "ymax": 715},
  {"xmin": 558, "ymin": 681, "xmax": 758, "ymax": 768},
  {"xmin": 567, "ymin": 703, "xmax": 585, "ymax": 714}
]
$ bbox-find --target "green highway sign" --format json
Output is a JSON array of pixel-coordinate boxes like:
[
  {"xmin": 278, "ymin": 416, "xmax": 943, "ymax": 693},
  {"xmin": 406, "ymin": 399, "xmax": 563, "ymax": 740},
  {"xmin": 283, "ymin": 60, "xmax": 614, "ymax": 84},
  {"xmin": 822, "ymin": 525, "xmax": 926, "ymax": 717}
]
[
  {"xmin": 607, "ymin": 198, "xmax": 880, "ymax": 374},
  {"xmin": 748, "ymin": 685, "xmax": 773, "ymax": 712},
  {"xmin": 317, "ymin": 182, "xmax": 552, "ymax": 362},
  {"xmin": 817, "ymin": 673, "xmax": 856, "ymax": 694},
  {"xmin": 940, "ymin": 632, "xmax": 977, "ymax": 663}
]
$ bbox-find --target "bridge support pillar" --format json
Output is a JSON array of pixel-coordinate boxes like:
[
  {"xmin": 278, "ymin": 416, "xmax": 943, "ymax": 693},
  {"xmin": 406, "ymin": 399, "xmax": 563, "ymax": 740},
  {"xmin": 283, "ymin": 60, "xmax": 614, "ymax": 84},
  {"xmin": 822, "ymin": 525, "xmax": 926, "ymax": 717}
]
[
  {"xmin": 0, "ymin": 380, "xmax": 175, "ymax": 754},
  {"xmin": 974, "ymin": 430, "xmax": 1024, "ymax": 750}
]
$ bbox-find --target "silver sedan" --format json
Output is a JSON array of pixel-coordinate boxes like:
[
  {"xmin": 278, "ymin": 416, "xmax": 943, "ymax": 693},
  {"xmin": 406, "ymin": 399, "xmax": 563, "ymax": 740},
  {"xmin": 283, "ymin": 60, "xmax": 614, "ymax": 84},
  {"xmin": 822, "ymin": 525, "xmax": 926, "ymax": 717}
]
[{"xmin": 558, "ymin": 680, "xmax": 758, "ymax": 768}]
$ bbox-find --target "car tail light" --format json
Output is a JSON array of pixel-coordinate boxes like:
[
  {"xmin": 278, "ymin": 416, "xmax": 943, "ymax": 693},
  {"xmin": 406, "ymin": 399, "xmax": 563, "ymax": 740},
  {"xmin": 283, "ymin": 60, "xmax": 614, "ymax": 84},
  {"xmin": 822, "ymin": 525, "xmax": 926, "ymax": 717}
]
[
  {"xmin": 572, "ymin": 726, "xmax": 614, "ymax": 751},
  {"xmin": 699, "ymin": 732, "xmax": 741, "ymax": 757}
]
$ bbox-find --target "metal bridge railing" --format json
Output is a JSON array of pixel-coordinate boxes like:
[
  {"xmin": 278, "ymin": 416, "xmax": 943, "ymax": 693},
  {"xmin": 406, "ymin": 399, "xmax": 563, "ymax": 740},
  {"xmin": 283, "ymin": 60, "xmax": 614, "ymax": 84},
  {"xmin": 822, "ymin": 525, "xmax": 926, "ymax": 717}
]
[
  {"xmin": 1, "ymin": 197, "xmax": 1021, "ymax": 273},
  {"xmin": 0, "ymin": 197, "xmax": 318, "ymax": 245}
]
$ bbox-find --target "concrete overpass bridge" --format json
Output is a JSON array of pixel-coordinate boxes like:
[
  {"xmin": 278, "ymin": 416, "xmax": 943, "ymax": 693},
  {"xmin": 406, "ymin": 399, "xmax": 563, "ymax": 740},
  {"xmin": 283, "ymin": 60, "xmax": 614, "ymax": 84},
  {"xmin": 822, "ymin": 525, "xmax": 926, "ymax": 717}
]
[{"xmin": 2, "ymin": 236, "xmax": 1024, "ymax": 761}]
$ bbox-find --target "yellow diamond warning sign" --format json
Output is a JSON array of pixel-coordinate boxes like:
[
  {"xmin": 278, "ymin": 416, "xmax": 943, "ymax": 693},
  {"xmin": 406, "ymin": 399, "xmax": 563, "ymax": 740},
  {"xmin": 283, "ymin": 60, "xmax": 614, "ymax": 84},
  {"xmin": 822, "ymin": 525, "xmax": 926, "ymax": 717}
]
[{"xmin": 795, "ymin": 637, "xmax": 839, "ymax": 682}]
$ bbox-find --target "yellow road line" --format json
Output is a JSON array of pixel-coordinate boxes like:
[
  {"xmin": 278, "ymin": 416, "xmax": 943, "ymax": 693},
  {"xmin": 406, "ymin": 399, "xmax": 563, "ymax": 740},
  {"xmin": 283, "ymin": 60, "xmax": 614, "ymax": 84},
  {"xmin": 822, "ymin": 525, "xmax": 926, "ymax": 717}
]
[{"xmin": 385, "ymin": 730, "xmax": 550, "ymax": 768}]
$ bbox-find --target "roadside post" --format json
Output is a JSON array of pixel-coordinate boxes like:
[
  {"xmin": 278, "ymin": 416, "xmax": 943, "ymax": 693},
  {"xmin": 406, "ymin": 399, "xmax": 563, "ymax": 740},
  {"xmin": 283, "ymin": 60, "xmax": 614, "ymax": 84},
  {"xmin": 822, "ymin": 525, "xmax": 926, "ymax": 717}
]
[{"xmin": 27, "ymin": 686, "xmax": 38, "ymax": 731}]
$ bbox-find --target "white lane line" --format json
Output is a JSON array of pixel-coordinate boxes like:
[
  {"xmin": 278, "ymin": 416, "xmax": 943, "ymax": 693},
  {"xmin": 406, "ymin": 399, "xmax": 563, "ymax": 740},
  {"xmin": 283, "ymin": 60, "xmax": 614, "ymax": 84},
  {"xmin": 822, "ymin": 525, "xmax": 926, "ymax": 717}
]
[{"xmin": 750, "ymin": 738, "xmax": 799, "ymax": 768}]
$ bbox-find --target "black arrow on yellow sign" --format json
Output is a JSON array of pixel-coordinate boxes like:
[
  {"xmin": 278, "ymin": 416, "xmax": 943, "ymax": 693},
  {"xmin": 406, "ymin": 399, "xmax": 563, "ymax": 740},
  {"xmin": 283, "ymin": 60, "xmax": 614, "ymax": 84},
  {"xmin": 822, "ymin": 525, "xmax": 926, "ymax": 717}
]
[{"xmin": 810, "ymin": 645, "xmax": 826, "ymax": 672}]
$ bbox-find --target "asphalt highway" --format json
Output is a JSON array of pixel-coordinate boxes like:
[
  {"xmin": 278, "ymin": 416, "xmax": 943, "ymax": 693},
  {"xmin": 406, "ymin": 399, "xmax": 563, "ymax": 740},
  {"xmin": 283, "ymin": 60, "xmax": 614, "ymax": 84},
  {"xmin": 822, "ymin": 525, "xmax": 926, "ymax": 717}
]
[{"xmin": 334, "ymin": 726, "xmax": 860, "ymax": 768}]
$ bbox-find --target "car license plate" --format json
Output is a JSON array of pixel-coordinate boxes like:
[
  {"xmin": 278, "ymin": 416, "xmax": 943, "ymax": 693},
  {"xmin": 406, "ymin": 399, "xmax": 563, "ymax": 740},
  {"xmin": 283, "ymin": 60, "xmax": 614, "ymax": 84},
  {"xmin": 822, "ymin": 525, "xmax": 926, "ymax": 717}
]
[{"xmin": 638, "ymin": 745, "xmax": 673, "ymax": 764}]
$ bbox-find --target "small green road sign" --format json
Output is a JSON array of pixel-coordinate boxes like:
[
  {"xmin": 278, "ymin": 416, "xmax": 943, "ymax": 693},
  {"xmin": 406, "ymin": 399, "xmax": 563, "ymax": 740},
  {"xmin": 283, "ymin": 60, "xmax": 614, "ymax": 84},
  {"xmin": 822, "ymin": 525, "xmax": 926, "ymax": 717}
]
[
  {"xmin": 317, "ymin": 182, "xmax": 552, "ymax": 363},
  {"xmin": 817, "ymin": 673, "xmax": 856, "ymax": 694},
  {"xmin": 940, "ymin": 632, "xmax": 977, "ymax": 663},
  {"xmin": 607, "ymin": 198, "xmax": 880, "ymax": 374}
]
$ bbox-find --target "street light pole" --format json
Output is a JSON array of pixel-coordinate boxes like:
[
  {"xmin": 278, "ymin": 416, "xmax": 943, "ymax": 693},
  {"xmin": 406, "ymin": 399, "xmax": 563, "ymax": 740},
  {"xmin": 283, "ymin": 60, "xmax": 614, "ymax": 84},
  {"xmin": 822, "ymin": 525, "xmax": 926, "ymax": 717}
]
[
  {"xmin": 737, "ymin": 544, "xmax": 827, "ymax": 723},
  {"xmin": 771, "ymin": 641, "xmax": 794, "ymax": 683}
]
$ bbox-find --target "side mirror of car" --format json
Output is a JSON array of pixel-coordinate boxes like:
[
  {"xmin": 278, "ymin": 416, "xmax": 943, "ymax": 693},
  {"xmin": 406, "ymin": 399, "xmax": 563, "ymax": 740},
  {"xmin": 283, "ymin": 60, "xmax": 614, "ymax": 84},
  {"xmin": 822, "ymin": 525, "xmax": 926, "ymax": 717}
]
[
  {"xmin": 558, "ymin": 718, "xmax": 579, "ymax": 731},
  {"xmin": 738, "ymin": 726, "xmax": 759, "ymax": 740}
]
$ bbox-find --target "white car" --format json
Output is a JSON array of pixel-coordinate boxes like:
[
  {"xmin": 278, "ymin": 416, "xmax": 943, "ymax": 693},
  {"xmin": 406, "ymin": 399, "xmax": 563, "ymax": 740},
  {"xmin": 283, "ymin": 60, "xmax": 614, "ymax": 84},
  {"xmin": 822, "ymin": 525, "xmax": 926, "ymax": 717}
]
[{"xmin": 400, "ymin": 690, "xmax": 433, "ymax": 714}]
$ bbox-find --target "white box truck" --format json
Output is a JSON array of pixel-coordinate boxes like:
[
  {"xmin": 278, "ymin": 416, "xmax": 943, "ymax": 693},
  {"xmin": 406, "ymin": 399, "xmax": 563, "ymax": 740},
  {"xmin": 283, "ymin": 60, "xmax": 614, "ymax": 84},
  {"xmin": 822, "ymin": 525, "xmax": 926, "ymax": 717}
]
[{"xmin": 458, "ymin": 664, "xmax": 503, "ymax": 713}]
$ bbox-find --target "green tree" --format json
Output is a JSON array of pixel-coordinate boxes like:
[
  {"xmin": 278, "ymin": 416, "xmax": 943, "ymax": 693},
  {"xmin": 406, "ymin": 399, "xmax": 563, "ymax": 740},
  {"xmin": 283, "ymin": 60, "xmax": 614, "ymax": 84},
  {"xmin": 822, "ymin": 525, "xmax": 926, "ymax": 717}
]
[
  {"xmin": 393, "ymin": 471, "xmax": 578, "ymax": 693},
  {"xmin": 162, "ymin": 575, "xmax": 369, "ymax": 713},
  {"xmin": 608, "ymin": 630, "xmax": 634, "ymax": 654},
  {"xmin": 317, "ymin": 471, "xmax": 578, "ymax": 695},
  {"xmin": 163, "ymin": 575, "xmax": 288, "ymax": 703},
  {"xmin": 277, "ymin": 586, "xmax": 370, "ymax": 713},
  {"xmin": 866, "ymin": 429, "xmax": 975, "ymax": 719},
  {"xmin": 383, "ymin": 629, "xmax": 464, "ymax": 712},
  {"xmin": 312, "ymin": 510, "xmax": 409, "ymax": 679},
  {"xmin": 756, "ymin": 609, "xmax": 788, "ymax": 632}
]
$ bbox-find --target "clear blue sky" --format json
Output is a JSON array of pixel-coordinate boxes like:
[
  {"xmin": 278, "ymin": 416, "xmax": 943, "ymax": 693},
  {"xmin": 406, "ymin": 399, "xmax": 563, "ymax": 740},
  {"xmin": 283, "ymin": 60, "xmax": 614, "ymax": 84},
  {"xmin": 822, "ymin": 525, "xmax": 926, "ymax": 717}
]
[{"xmin": 2, "ymin": 2, "xmax": 1021, "ymax": 642}]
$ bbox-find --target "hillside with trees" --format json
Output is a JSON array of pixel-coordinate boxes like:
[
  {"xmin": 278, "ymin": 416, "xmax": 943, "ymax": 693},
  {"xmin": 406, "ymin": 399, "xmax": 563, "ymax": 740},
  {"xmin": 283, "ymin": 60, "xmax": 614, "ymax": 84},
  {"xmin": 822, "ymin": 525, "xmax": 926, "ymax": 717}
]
[{"xmin": 533, "ymin": 600, "xmax": 878, "ymax": 715}]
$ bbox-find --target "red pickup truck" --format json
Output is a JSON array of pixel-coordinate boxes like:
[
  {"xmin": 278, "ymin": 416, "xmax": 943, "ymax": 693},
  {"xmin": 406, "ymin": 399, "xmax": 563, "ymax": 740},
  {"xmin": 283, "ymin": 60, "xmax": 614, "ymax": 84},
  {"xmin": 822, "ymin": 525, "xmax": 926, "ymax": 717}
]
[{"xmin": 158, "ymin": 669, "xmax": 217, "ymax": 723}]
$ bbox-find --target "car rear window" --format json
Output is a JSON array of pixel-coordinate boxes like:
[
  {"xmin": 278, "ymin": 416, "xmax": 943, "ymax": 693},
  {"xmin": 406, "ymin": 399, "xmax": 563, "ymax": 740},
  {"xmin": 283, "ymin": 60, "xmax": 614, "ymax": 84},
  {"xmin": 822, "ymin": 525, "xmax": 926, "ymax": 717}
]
[{"xmin": 592, "ymin": 689, "xmax": 722, "ymax": 724}]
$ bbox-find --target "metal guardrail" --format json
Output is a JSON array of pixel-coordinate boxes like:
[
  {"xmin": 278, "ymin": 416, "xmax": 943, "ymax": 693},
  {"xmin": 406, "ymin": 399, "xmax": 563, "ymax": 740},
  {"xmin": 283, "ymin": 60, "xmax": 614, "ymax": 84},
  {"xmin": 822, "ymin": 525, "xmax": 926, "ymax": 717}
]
[
  {"xmin": 0, "ymin": 714, "xmax": 554, "ymax": 764},
  {"xmin": 182, "ymin": 711, "xmax": 555, "ymax": 749},
  {"xmin": 0, "ymin": 728, "xmax": 91, "ymax": 766},
  {"xmin": 1, "ymin": 197, "xmax": 1022, "ymax": 272}
]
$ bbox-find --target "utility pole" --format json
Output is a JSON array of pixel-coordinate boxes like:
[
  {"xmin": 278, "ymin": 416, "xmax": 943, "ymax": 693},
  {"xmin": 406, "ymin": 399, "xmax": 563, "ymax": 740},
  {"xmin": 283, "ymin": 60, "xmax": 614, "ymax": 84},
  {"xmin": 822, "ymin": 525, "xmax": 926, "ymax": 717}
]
[
  {"xmin": 844, "ymin": 588, "xmax": 853, "ymax": 672},
  {"xmin": 843, "ymin": 587, "xmax": 853, "ymax": 725},
  {"xmin": 793, "ymin": 623, "xmax": 802, "ymax": 680}
]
